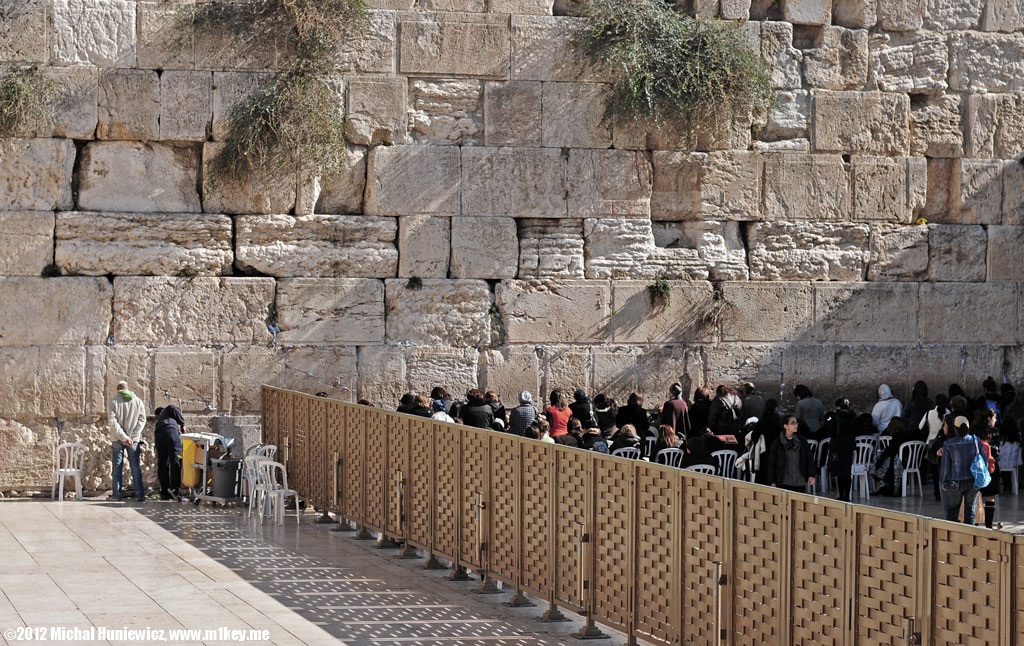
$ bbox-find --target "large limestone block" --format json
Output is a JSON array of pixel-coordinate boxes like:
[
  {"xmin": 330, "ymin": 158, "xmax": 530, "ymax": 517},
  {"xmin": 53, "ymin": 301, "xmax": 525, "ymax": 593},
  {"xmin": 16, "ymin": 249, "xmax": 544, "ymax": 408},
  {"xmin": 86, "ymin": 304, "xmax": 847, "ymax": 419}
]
[
  {"xmin": 832, "ymin": 0, "xmax": 877, "ymax": 27},
  {"xmin": 518, "ymin": 219, "xmax": 585, "ymax": 279},
  {"xmin": 782, "ymin": 345, "xmax": 836, "ymax": 396},
  {"xmin": 406, "ymin": 347, "xmax": 479, "ymax": 399},
  {"xmin": 409, "ymin": 79, "xmax": 483, "ymax": 145},
  {"xmin": 959, "ymin": 159, "xmax": 1002, "ymax": 225},
  {"xmin": 764, "ymin": 154, "xmax": 851, "ymax": 221},
  {"xmin": 0, "ymin": 277, "xmax": 111, "ymax": 346},
  {"xmin": 160, "ymin": 71, "xmax": 212, "ymax": 142},
  {"xmin": 609, "ymin": 280, "xmax": 717, "ymax": 344},
  {"xmin": 51, "ymin": 0, "xmax": 136, "ymax": 67},
  {"xmin": 569, "ymin": 150, "xmax": 651, "ymax": 219},
  {"xmin": 869, "ymin": 32, "xmax": 948, "ymax": 95},
  {"xmin": 137, "ymin": 2, "xmax": 193, "ymax": 70},
  {"xmin": 921, "ymin": 158, "xmax": 956, "ymax": 222},
  {"xmin": 490, "ymin": 0, "xmax": 555, "ymax": 14},
  {"xmin": 803, "ymin": 28, "xmax": 869, "ymax": 90},
  {"xmin": 153, "ymin": 349, "xmax": 218, "ymax": 413},
  {"xmin": 759, "ymin": 90, "xmax": 810, "ymax": 140},
  {"xmin": 949, "ymin": 32, "xmax": 1024, "ymax": 93},
  {"xmin": 221, "ymin": 347, "xmax": 284, "ymax": 414},
  {"xmin": 0, "ymin": 0, "xmax": 47, "ymax": 62},
  {"xmin": 44, "ymin": 67, "xmax": 99, "ymax": 139},
  {"xmin": 100, "ymin": 346, "xmax": 152, "ymax": 413},
  {"xmin": 911, "ymin": 95, "xmax": 963, "ymax": 157},
  {"xmin": 0, "ymin": 349, "xmax": 41, "ymax": 417},
  {"xmin": 1003, "ymin": 160, "xmax": 1024, "ymax": 226},
  {"xmin": 868, "ymin": 223, "xmax": 929, "ymax": 281},
  {"xmin": 193, "ymin": 12, "xmax": 281, "ymax": 71},
  {"xmin": 584, "ymin": 218, "xmax": 708, "ymax": 280},
  {"xmin": 416, "ymin": 0, "xmax": 485, "ymax": 11},
  {"xmin": 925, "ymin": 0, "xmax": 982, "ymax": 29},
  {"xmin": 398, "ymin": 216, "xmax": 450, "ymax": 278},
  {"xmin": 56, "ymin": 212, "xmax": 233, "ymax": 276},
  {"xmin": 993, "ymin": 94, "xmax": 1024, "ymax": 159},
  {"xmin": 484, "ymin": 81, "xmax": 543, "ymax": 146},
  {"xmin": 276, "ymin": 278, "xmax": 385, "ymax": 344},
  {"xmin": 0, "ymin": 139, "xmax": 75, "ymax": 211},
  {"xmin": 748, "ymin": 222, "xmax": 870, "ymax": 281},
  {"xmin": 511, "ymin": 16, "xmax": 607, "ymax": 82},
  {"xmin": 720, "ymin": 282, "xmax": 813, "ymax": 342},
  {"xmin": 762, "ymin": 22, "xmax": 803, "ymax": 90},
  {"xmin": 356, "ymin": 346, "xmax": 407, "ymax": 407},
  {"xmin": 399, "ymin": 12, "xmax": 510, "ymax": 79},
  {"xmin": 851, "ymin": 157, "xmax": 914, "ymax": 223},
  {"xmin": 813, "ymin": 283, "xmax": 918, "ymax": 343},
  {"xmin": 481, "ymin": 348, "xmax": 540, "ymax": 404},
  {"xmin": 385, "ymin": 279, "xmax": 491, "ymax": 347},
  {"xmin": 346, "ymin": 76, "xmax": 409, "ymax": 146},
  {"xmin": 542, "ymin": 345, "xmax": 591, "ymax": 395},
  {"xmin": 652, "ymin": 151, "xmax": 762, "ymax": 222},
  {"xmin": 450, "ymin": 217, "xmax": 518, "ymax": 279},
  {"xmin": 835, "ymin": 346, "xmax": 910, "ymax": 403},
  {"xmin": 365, "ymin": 145, "xmax": 461, "ymax": 215},
  {"xmin": 98, "ymin": 70, "xmax": 160, "ymax": 140},
  {"xmin": 783, "ymin": 0, "xmax": 831, "ymax": 24},
  {"xmin": 878, "ymin": 0, "xmax": 925, "ymax": 30},
  {"xmin": 277, "ymin": 346, "xmax": 358, "ymax": 402},
  {"xmin": 201, "ymin": 143, "xmax": 297, "ymax": 215},
  {"xmin": 591, "ymin": 347, "xmax": 640, "ymax": 397},
  {"xmin": 920, "ymin": 283, "xmax": 1016, "ymax": 343},
  {"xmin": 37, "ymin": 347, "xmax": 88, "ymax": 419},
  {"xmin": 635, "ymin": 346, "xmax": 704, "ymax": 402},
  {"xmin": 687, "ymin": 221, "xmax": 750, "ymax": 281},
  {"xmin": 541, "ymin": 82, "xmax": 611, "ymax": 148},
  {"xmin": 237, "ymin": 214, "xmax": 396, "ymax": 278},
  {"xmin": 0, "ymin": 419, "xmax": 57, "ymax": 489},
  {"xmin": 0, "ymin": 211, "xmax": 54, "ymax": 276},
  {"xmin": 987, "ymin": 226, "xmax": 1024, "ymax": 282},
  {"xmin": 112, "ymin": 277, "xmax": 275, "ymax": 344},
  {"xmin": 704, "ymin": 344, "xmax": 784, "ymax": 393},
  {"xmin": 496, "ymin": 280, "xmax": 610, "ymax": 344},
  {"xmin": 461, "ymin": 147, "xmax": 566, "ymax": 217},
  {"xmin": 336, "ymin": 11, "xmax": 397, "ymax": 74},
  {"xmin": 79, "ymin": 142, "xmax": 200, "ymax": 213},
  {"xmin": 928, "ymin": 224, "xmax": 987, "ymax": 282},
  {"xmin": 983, "ymin": 0, "xmax": 1024, "ymax": 32},
  {"xmin": 315, "ymin": 146, "xmax": 367, "ymax": 215},
  {"xmin": 210, "ymin": 72, "xmax": 274, "ymax": 141},
  {"xmin": 721, "ymin": 0, "xmax": 752, "ymax": 20},
  {"xmin": 813, "ymin": 91, "xmax": 910, "ymax": 155},
  {"xmin": 964, "ymin": 94, "xmax": 999, "ymax": 158}
]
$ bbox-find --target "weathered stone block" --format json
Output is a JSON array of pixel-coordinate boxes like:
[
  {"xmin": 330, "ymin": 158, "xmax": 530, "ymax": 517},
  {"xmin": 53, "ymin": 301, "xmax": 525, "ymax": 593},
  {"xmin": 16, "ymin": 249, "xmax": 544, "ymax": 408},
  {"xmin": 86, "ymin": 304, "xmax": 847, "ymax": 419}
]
[
  {"xmin": 51, "ymin": 0, "xmax": 136, "ymax": 66},
  {"xmin": 635, "ymin": 346, "xmax": 704, "ymax": 403},
  {"xmin": 868, "ymin": 223, "xmax": 930, "ymax": 281},
  {"xmin": 870, "ymin": 31, "xmax": 948, "ymax": 95},
  {"xmin": 357, "ymin": 346, "xmax": 407, "ymax": 408},
  {"xmin": 782, "ymin": 345, "xmax": 836, "ymax": 397},
  {"xmin": 365, "ymin": 145, "xmax": 461, "ymax": 215},
  {"xmin": 721, "ymin": 0, "xmax": 752, "ymax": 19},
  {"xmin": 764, "ymin": 154, "xmax": 851, "ymax": 221},
  {"xmin": 79, "ymin": 142, "xmax": 200, "ymax": 213},
  {"xmin": 925, "ymin": 0, "xmax": 982, "ymax": 30},
  {"xmin": 1002, "ymin": 160, "xmax": 1024, "ymax": 226},
  {"xmin": 336, "ymin": 11, "xmax": 397, "ymax": 74},
  {"xmin": 311, "ymin": 147, "xmax": 366, "ymax": 215},
  {"xmin": 762, "ymin": 22, "xmax": 803, "ymax": 89},
  {"xmin": 652, "ymin": 151, "xmax": 762, "ymax": 222},
  {"xmin": 803, "ymin": 28, "xmax": 869, "ymax": 90},
  {"xmin": 920, "ymin": 283, "xmax": 1016, "ymax": 343},
  {"xmin": 0, "ymin": 419, "xmax": 57, "ymax": 488},
  {"xmin": 221, "ymin": 347, "xmax": 284, "ymax": 414},
  {"xmin": 497, "ymin": 280, "xmax": 610, "ymax": 343},
  {"xmin": 832, "ymin": 0, "xmax": 877, "ymax": 28},
  {"xmin": 518, "ymin": 219, "xmax": 585, "ymax": 279},
  {"xmin": 236, "ymin": 214, "xmax": 397, "ymax": 278},
  {"xmin": 481, "ymin": 348, "xmax": 540, "ymax": 402},
  {"xmin": 484, "ymin": 81, "xmax": 542, "ymax": 146},
  {"xmin": 56, "ymin": 212, "xmax": 232, "ymax": 277},
  {"xmin": 609, "ymin": 280, "xmax": 717, "ymax": 344},
  {"xmin": 112, "ymin": 277, "xmax": 275, "ymax": 344},
  {"xmin": 878, "ymin": 0, "xmax": 925, "ymax": 30},
  {"xmin": 417, "ymin": 0, "xmax": 485, "ymax": 11},
  {"xmin": 686, "ymin": 221, "xmax": 750, "ymax": 281},
  {"xmin": 540, "ymin": 346, "xmax": 591, "ymax": 397},
  {"xmin": 911, "ymin": 95, "xmax": 963, "ymax": 157},
  {"xmin": 406, "ymin": 347, "xmax": 479, "ymax": 399},
  {"xmin": 591, "ymin": 347, "xmax": 639, "ymax": 397},
  {"xmin": 346, "ymin": 76, "xmax": 409, "ymax": 146},
  {"xmin": 921, "ymin": 158, "xmax": 956, "ymax": 222},
  {"xmin": 201, "ymin": 143, "xmax": 296, "ymax": 215},
  {"xmin": 511, "ymin": 16, "xmax": 607, "ymax": 82},
  {"xmin": 153, "ymin": 349, "xmax": 217, "ymax": 413},
  {"xmin": 450, "ymin": 217, "xmax": 518, "ymax": 279},
  {"xmin": 813, "ymin": 283, "xmax": 918, "ymax": 343},
  {"xmin": 160, "ymin": 71, "xmax": 212, "ymax": 142},
  {"xmin": 704, "ymin": 344, "xmax": 785, "ymax": 392},
  {"xmin": 720, "ymin": 282, "xmax": 813, "ymax": 342},
  {"xmin": 409, "ymin": 79, "xmax": 483, "ymax": 145},
  {"xmin": 98, "ymin": 70, "xmax": 159, "ymax": 140},
  {"xmin": 964, "ymin": 93, "xmax": 999, "ymax": 159},
  {"xmin": 993, "ymin": 94, "xmax": 1024, "ymax": 159},
  {"xmin": 988, "ymin": 226, "xmax": 1024, "ymax": 282},
  {"xmin": 813, "ymin": 91, "xmax": 910, "ymax": 155},
  {"xmin": 851, "ymin": 157, "xmax": 912, "ymax": 223},
  {"xmin": 399, "ymin": 12, "xmax": 510, "ymax": 79},
  {"xmin": 783, "ymin": 0, "xmax": 831, "ymax": 24},
  {"xmin": 928, "ymin": 224, "xmax": 987, "ymax": 282},
  {"xmin": 490, "ymin": 0, "xmax": 554, "ymax": 14},
  {"xmin": 585, "ymin": 219, "xmax": 708, "ymax": 280},
  {"xmin": 137, "ymin": 2, "xmax": 193, "ymax": 70},
  {"xmin": 37, "ymin": 347, "xmax": 89, "ymax": 419},
  {"xmin": 949, "ymin": 31, "xmax": 1024, "ymax": 93},
  {"xmin": 611, "ymin": 117, "xmax": 697, "ymax": 152},
  {"xmin": 0, "ymin": 139, "xmax": 75, "ymax": 211},
  {"xmin": 386, "ymin": 279, "xmax": 491, "ymax": 347},
  {"xmin": 0, "ymin": 0, "xmax": 47, "ymax": 62},
  {"xmin": 835, "ymin": 346, "xmax": 910, "ymax": 404},
  {"xmin": 0, "ymin": 349, "xmax": 40, "ymax": 417},
  {"xmin": 461, "ymin": 147, "xmax": 566, "ymax": 217},
  {"xmin": 43, "ymin": 67, "xmax": 99, "ymax": 139},
  {"xmin": 193, "ymin": 12, "xmax": 281, "ymax": 71},
  {"xmin": 759, "ymin": 90, "xmax": 810, "ymax": 139},
  {"xmin": 0, "ymin": 278, "xmax": 111, "ymax": 346},
  {"xmin": 569, "ymin": 150, "xmax": 651, "ymax": 219},
  {"xmin": 959, "ymin": 159, "xmax": 1003, "ymax": 225},
  {"xmin": 277, "ymin": 278, "xmax": 385, "ymax": 344},
  {"xmin": 0, "ymin": 211, "xmax": 53, "ymax": 276},
  {"xmin": 210, "ymin": 72, "xmax": 274, "ymax": 141},
  {"xmin": 983, "ymin": 0, "xmax": 1024, "ymax": 32},
  {"xmin": 280, "ymin": 346, "xmax": 358, "ymax": 402},
  {"xmin": 541, "ymin": 82, "xmax": 611, "ymax": 148},
  {"xmin": 748, "ymin": 222, "xmax": 870, "ymax": 281},
  {"xmin": 398, "ymin": 216, "xmax": 450, "ymax": 278}
]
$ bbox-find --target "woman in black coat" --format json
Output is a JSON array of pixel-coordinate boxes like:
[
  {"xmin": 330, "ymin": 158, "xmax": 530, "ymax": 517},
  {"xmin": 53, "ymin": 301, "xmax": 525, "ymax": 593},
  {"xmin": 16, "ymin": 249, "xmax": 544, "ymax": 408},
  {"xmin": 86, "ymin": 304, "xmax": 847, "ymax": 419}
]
[
  {"xmin": 765, "ymin": 415, "xmax": 816, "ymax": 492},
  {"xmin": 826, "ymin": 398, "xmax": 858, "ymax": 502}
]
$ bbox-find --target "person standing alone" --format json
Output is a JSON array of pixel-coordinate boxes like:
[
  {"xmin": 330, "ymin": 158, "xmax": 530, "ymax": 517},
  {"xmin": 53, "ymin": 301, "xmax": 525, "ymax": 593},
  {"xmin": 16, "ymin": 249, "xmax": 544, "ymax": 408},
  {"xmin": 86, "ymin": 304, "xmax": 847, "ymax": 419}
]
[{"xmin": 110, "ymin": 380, "xmax": 147, "ymax": 501}]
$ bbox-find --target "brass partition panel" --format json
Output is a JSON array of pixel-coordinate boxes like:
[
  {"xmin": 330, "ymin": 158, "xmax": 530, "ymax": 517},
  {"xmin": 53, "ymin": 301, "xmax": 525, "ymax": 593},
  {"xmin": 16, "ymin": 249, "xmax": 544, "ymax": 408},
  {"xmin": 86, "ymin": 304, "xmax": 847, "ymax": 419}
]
[{"xmin": 262, "ymin": 388, "xmax": 1021, "ymax": 646}]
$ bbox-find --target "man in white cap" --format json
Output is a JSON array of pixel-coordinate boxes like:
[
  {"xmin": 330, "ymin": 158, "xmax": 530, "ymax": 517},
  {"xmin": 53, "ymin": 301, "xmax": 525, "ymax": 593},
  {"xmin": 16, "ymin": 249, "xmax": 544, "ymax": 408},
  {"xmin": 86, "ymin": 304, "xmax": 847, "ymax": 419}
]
[{"xmin": 110, "ymin": 380, "xmax": 147, "ymax": 501}]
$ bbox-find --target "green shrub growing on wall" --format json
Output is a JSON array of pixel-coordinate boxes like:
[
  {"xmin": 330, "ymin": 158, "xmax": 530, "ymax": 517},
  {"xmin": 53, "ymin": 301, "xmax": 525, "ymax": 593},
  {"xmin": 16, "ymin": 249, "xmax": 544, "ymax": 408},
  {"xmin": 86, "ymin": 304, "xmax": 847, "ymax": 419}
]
[
  {"xmin": 0, "ymin": 66, "xmax": 59, "ymax": 137},
  {"xmin": 571, "ymin": 0, "xmax": 773, "ymax": 131}
]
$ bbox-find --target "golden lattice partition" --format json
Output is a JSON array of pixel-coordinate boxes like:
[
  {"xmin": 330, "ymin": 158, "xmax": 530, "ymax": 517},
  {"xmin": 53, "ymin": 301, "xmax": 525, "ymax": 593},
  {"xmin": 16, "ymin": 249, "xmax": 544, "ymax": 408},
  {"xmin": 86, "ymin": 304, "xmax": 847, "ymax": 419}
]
[{"xmin": 262, "ymin": 387, "xmax": 1021, "ymax": 646}]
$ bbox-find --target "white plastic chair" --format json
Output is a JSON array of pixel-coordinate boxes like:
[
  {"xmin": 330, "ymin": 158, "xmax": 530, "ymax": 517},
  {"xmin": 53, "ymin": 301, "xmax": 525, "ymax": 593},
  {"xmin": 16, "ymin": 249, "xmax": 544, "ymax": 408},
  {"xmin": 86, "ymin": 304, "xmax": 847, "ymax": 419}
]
[
  {"xmin": 711, "ymin": 450, "xmax": 738, "ymax": 479},
  {"xmin": 245, "ymin": 455, "xmax": 272, "ymax": 519},
  {"xmin": 877, "ymin": 436, "xmax": 892, "ymax": 453},
  {"xmin": 856, "ymin": 434, "xmax": 881, "ymax": 459},
  {"xmin": 260, "ymin": 460, "xmax": 301, "ymax": 525},
  {"xmin": 899, "ymin": 441, "xmax": 926, "ymax": 497},
  {"xmin": 656, "ymin": 448, "xmax": 684, "ymax": 468},
  {"xmin": 52, "ymin": 442, "xmax": 87, "ymax": 501},
  {"xmin": 851, "ymin": 441, "xmax": 875, "ymax": 500},
  {"xmin": 612, "ymin": 447, "xmax": 640, "ymax": 460},
  {"xmin": 643, "ymin": 436, "xmax": 656, "ymax": 461},
  {"xmin": 685, "ymin": 464, "xmax": 716, "ymax": 475}
]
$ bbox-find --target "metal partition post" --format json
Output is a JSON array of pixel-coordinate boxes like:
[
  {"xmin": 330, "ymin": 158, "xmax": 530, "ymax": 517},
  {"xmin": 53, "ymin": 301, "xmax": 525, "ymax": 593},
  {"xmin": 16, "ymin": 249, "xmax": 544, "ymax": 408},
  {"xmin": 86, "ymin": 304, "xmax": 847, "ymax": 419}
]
[
  {"xmin": 397, "ymin": 471, "xmax": 419, "ymax": 559},
  {"xmin": 576, "ymin": 519, "xmax": 606, "ymax": 639},
  {"xmin": 474, "ymin": 491, "xmax": 501, "ymax": 594}
]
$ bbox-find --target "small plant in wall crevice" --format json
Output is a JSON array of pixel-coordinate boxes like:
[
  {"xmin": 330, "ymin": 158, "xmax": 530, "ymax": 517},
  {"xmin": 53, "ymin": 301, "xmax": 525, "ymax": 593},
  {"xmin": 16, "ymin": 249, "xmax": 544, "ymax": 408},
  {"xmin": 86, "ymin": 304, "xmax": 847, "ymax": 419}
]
[
  {"xmin": 0, "ymin": 65, "xmax": 59, "ymax": 137},
  {"xmin": 648, "ymin": 276, "xmax": 671, "ymax": 307}
]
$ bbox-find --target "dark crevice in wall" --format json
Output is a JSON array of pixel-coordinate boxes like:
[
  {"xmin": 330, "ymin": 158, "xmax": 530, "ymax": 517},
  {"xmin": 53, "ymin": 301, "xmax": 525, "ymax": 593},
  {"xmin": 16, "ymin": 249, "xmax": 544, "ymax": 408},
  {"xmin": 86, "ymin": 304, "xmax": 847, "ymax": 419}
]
[{"xmin": 70, "ymin": 139, "xmax": 87, "ymax": 211}]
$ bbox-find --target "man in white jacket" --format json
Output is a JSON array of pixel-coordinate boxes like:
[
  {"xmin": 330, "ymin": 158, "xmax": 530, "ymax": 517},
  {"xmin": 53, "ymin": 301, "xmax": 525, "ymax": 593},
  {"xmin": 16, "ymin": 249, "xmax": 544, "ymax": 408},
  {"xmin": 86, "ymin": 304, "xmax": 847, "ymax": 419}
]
[
  {"xmin": 110, "ymin": 380, "xmax": 147, "ymax": 501},
  {"xmin": 871, "ymin": 384, "xmax": 903, "ymax": 433}
]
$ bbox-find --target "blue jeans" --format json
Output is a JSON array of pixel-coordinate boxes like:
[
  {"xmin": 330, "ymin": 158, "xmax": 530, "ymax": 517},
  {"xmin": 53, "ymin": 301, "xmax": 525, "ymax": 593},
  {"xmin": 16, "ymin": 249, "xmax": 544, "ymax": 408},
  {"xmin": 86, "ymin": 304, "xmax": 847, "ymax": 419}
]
[
  {"xmin": 112, "ymin": 441, "xmax": 144, "ymax": 500},
  {"xmin": 943, "ymin": 478, "xmax": 979, "ymax": 524}
]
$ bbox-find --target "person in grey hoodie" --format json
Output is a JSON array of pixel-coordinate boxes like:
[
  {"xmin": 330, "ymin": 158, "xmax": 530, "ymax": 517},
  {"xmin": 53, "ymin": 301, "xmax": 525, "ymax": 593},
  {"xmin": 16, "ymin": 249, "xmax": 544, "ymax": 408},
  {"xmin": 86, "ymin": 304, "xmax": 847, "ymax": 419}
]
[
  {"xmin": 110, "ymin": 380, "xmax": 147, "ymax": 501},
  {"xmin": 872, "ymin": 384, "xmax": 903, "ymax": 433}
]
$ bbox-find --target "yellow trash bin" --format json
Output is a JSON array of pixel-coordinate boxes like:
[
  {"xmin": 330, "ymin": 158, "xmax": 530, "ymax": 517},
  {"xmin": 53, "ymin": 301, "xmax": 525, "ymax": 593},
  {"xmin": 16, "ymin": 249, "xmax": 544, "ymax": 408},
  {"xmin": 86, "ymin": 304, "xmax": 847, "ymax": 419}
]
[{"xmin": 181, "ymin": 437, "xmax": 200, "ymax": 488}]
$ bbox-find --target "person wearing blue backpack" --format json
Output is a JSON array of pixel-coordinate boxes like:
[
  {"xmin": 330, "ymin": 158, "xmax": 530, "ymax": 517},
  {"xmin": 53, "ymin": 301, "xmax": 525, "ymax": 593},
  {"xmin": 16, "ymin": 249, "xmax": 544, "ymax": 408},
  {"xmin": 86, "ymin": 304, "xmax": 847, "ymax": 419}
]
[{"xmin": 938, "ymin": 416, "xmax": 985, "ymax": 524}]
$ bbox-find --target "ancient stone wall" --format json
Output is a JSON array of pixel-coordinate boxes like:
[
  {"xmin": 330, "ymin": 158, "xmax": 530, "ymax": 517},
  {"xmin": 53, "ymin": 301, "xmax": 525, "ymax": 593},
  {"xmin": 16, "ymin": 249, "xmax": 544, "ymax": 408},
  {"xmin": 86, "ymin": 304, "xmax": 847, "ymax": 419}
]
[{"xmin": 1, "ymin": 0, "xmax": 1022, "ymax": 490}]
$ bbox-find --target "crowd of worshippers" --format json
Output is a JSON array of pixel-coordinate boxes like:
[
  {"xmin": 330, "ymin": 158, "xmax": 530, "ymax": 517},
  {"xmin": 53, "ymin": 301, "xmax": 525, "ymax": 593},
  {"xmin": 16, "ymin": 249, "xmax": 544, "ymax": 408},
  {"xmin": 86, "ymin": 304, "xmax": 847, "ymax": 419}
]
[{"xmin": 389, "ymin": 378, "xmax": 1022, "ymax": 527}]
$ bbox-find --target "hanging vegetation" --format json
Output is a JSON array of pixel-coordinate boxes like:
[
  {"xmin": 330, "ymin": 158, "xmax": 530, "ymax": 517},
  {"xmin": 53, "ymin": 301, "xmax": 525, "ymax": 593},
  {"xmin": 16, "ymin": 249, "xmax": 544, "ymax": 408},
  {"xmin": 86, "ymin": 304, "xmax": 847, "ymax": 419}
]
[{"xmin": 0, "ymin": 66, "xmax": 59, "ymax": 137}]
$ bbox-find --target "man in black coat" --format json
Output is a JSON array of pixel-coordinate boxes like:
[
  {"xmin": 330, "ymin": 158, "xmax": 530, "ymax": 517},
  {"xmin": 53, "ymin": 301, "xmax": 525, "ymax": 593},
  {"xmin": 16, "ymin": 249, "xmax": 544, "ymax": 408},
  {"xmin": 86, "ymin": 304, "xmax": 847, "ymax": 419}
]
[{"xmin": 154, "ymin": 404, "xmax": 186, "ymax": 501}]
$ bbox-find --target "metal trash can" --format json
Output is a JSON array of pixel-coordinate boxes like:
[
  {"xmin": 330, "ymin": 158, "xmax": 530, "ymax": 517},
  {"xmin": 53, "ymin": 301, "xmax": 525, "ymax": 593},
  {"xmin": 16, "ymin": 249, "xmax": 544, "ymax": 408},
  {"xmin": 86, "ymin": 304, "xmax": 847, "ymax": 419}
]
[{"xmin": 211, "ymin": 457, "xmax": 242, "ymax": 499}]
